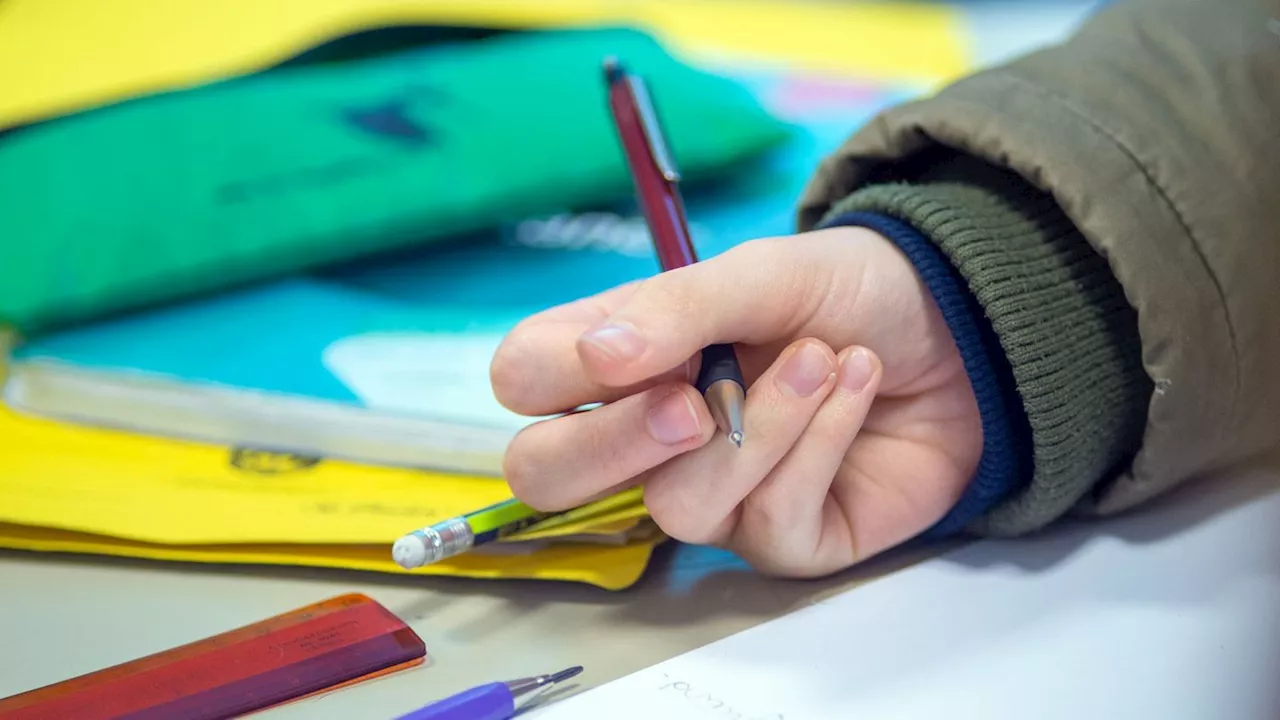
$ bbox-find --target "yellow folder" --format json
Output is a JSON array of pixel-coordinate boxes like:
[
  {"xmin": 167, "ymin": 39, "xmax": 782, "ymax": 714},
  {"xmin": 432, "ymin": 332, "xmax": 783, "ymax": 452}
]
[{"xmin": 0, "ymin": 395, "xmax": 660, "ymax": 590}]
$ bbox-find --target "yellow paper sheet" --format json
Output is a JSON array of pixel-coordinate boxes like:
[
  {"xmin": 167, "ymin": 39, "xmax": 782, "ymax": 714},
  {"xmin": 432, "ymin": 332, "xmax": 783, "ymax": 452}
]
[
  {"xmin": 0, "ymin": 522, "xmax": 663, "ymax": 591},
  {"xmin": 0, "ymin": 405, "xmax": 658, "ymax": 589},
  {"xmin": 0, "ymin": 0, "xmax": 969, "ymax": 129}
]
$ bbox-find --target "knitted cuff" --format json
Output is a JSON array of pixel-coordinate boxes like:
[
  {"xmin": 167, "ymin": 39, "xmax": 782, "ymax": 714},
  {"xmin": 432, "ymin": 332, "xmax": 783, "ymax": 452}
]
[{"xmin": 821, "ymin": 159, "xmax": 1152, "ymax": 536}]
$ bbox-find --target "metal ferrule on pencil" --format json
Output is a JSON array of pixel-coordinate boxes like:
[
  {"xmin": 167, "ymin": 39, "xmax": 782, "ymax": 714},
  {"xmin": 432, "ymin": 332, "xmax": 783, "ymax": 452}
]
[{"xmin": 392, "ymin": 517, "xmax": 474, "ymax": 569}]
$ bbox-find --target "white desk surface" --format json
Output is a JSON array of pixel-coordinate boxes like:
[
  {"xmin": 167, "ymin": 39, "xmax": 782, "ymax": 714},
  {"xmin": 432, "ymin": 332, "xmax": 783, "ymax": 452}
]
[
  {"xmin": 4, "ymin": 467, "xmax": 1278, "ymax": 719},
  {"xmin": 535, "ymin": 467, "xmax": 1280, "ymax": 720}
]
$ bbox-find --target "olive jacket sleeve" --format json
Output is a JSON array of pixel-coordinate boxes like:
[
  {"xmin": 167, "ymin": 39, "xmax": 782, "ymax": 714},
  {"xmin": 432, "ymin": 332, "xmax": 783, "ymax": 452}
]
[{"xmin": 798, "ymin": 0, "xmax": 1280, "ymax": 534}]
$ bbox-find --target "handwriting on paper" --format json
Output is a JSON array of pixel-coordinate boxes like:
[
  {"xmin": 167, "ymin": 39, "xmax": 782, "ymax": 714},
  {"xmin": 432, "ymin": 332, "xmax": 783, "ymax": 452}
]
[{"xmin": 656, "ymin": 672, "xmax": 785, "ymax": 720}]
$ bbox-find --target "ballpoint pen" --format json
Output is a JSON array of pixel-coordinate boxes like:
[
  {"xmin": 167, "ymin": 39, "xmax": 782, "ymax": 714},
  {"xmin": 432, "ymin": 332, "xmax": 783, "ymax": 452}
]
[
  {"xmin": 391, "ymin": 486, "xmax": 644, "ymax": 569},
  {"xmin": 393, "ymin": 666, "xmax": 584, "ymax": 720},
  {"xmin": 392, "ymin": 59, "xmax": 746, "ymax": 571},
  {"xmin": 602, "ymin": 57, "xmax": 747, "ymax": 447}
]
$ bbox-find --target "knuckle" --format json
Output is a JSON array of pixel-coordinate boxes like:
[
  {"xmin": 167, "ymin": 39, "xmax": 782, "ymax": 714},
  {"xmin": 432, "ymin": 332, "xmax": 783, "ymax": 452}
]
[
  {"xmin": 741, "ymin": 488, "xmax": 801, "ymax": 537},
  {"xmin": 742, "ymin": 234, "xmax": 787, "ymax": 256},
  {"xmin": 731, "ymin": 236, "xmax": 794, "ymax": 275},
  {"xmin": 501, "ymin": 432, "xmax": 555, "ymax": 510},
  {"xmin": 644, "ymin": 484, "xmax": 721, "ymax": 545},
  {"xmin": 723, "ymin": 234, "xmax": 773, "ymax": 259},
  {"xmin": 489, "ymin": 326, "xmax": 536, "ymax": 413},
  {"xmin": 734, "ymin": 497, "xmax": 827, "ymax": 578},
  {"xmin": 580, "ymin": 419, "xmax": 630, "ymax": 473},
  {"xmin": 724, "ymin": 238, "xmax": 814, "ymax": 328},
  {"xmin": 633, "ymin": 275, "xmax": 697, "ymax": 320},
  {"xmin": 803, "ymin": 416, "xmax": 854, "ymax": 452}
]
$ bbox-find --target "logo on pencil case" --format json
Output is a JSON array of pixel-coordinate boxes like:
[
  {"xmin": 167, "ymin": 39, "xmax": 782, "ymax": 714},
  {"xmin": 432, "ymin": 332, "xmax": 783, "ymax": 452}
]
[
  {"xmin": 215, "ymin": 84, "xmax": 445, "ymax": 204},
  {"xmin": 229, "ymin": 448, "xmax": 323, "ymax": 474},
  {"xmin": 340, "ymin": 84, "xmax": 447, "ymax": 148}
]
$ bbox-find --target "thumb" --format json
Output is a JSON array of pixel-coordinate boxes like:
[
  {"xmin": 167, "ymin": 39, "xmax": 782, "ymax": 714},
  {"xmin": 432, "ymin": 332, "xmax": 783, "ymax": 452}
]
[{"xmin": 575, "ymin": 239, "xmax": 814, "ymax": 387}]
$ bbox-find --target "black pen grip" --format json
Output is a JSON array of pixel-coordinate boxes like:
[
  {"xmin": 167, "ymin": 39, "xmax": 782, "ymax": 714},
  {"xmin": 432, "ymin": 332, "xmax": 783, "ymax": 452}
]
[{"xmin": 694, "ymin": 343, "xmax": 745, "ymax": 394}]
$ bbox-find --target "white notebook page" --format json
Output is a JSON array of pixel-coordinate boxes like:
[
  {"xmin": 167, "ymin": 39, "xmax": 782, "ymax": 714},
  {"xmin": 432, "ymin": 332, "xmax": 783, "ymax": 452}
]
[{"xmin": 530, "ymin": 469, "xmax": 1280, "ymax": 720}]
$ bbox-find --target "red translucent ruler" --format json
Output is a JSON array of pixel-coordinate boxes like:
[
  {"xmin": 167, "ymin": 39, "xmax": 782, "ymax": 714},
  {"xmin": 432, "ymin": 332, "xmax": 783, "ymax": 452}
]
[{"xmin": 0, "ymin": 593, "xmax": 427, "ymax": 720}]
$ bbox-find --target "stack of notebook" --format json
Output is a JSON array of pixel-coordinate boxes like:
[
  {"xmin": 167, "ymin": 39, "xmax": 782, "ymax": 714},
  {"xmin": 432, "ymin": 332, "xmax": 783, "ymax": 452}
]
[{"xmin": 0, "ymin": 0, "xmax": 952, "ymax": 589}]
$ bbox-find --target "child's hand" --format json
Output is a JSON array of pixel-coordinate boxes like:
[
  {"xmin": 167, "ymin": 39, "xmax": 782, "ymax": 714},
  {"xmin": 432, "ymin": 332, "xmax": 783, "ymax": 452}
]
[{"xmin": 490, "ymin": 226, "xmax": 982, "ymax": 577}]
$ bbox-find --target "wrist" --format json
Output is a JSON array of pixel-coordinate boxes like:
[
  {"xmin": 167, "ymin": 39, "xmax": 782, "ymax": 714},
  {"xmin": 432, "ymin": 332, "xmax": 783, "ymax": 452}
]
[{"xmin": 816, "ymin": 210, "xmax": 1027, "ymax": 539}]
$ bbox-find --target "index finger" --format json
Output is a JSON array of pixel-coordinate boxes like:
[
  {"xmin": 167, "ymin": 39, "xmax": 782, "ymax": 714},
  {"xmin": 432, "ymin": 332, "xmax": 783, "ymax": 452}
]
[
  {"xmin": 490, "ymin": 316, "xmax": 696, "ymax": 416},
  {"xmin": 575, "ymin": 238, "xmax": 820, "ymax": 389},
  {"xmin": 491, "ymin": 282, "xmax": 695, "ymax": 416}
]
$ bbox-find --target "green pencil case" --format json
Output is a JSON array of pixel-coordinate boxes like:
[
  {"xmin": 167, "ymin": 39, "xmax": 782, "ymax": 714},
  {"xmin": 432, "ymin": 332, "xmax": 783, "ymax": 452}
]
[{"xmin": 0, "ymin": 27, "xmax": 789, "ymax": 334}]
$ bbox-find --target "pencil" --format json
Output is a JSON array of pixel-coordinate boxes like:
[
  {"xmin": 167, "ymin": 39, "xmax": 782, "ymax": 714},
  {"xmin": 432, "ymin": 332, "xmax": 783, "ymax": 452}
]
[
  {"xmin": 602, "ymin": 57, "xmax": 747, "ymax": 447},
  {"xmin": 391, "ymin": 487, "xmax": 645, "ymax": 568}
]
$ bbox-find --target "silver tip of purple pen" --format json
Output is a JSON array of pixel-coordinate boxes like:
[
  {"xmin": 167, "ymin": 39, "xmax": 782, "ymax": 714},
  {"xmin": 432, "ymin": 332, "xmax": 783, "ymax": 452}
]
[{"xmin": 549, "ymin": 666, "xmax": 584, "ymax": 684}]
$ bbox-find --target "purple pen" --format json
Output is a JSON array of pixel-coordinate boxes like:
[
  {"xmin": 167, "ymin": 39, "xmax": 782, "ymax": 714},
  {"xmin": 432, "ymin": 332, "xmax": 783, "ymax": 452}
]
[{"xmin": 394, "ymin": 666, "xmax": 584, "ymax": 720}]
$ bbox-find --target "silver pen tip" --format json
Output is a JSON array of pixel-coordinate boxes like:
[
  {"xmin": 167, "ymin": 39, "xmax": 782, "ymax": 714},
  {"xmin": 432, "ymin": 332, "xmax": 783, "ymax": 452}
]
[
  {"xmin": 705, "ymin": 379, "xmax": 746, "ymax": 448},
  {"xmin": 550, "ymin": 666, "xmax": 584, "ymax": 684}
]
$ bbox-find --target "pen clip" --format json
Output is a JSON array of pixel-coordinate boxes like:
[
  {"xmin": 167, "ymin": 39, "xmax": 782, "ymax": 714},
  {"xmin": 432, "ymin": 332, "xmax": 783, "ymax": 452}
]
[{"xmin": 626, "ymin": 75, "xmax": 681, "ymax": 183}]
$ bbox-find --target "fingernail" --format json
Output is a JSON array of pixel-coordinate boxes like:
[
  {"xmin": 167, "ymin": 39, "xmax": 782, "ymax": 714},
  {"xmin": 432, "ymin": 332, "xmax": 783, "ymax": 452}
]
[
  {"xmin": 580, "ymin": 323, "xmax": 647, "ymax": 363},
  {"xmin": 840, "ymin": 348, "xmax": 875, "ymax": 393},
  {"xmin": 646, "ymin": 389, "xmax": 702, "ymax": 445},
  {"xmin": 776, "ymin": 342, "xmax": 834, "ymax": 397}
]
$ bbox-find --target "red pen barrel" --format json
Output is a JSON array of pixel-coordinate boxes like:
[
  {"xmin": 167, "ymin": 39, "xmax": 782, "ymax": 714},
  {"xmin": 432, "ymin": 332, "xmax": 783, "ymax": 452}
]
[{"xmin": 606, "ymin": 79, "xmax": 698, "ymax": 270}]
